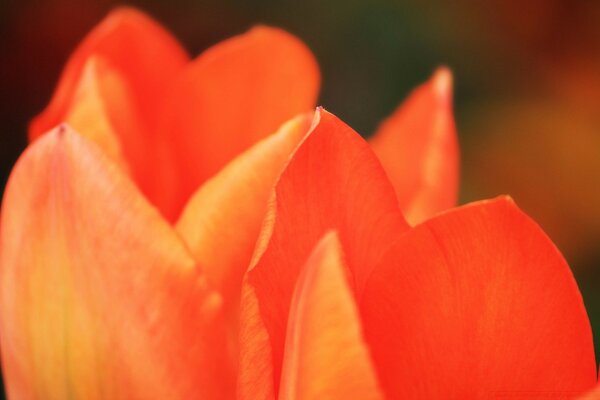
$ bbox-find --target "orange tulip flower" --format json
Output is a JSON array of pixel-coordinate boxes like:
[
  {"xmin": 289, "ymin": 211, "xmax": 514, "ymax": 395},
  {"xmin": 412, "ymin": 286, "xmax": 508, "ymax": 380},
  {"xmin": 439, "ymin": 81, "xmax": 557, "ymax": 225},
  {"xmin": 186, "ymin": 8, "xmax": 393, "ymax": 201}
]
[{"xmin": 1, "ymin": 6, "xmax": 596, "ymax": 400}]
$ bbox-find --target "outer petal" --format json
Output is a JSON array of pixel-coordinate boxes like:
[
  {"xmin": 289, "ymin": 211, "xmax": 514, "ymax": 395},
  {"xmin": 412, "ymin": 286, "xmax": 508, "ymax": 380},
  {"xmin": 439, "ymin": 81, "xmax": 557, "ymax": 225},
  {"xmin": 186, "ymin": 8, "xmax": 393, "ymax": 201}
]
[
  {"xmin": 240, "ymin": 109, "xmax": 408, "ymax": 396},
  {"xmin": 370, "ymin": 67, "xmax": 459, "ymax": 225},
  {"xmin": 29, "ymin": 7, "xmax": 188, "ymax": 139},
  {"xmin": 176, "ymin": 113, "xmax": 312, "ymax": 320},
  {"xmin": 0, "ymin": 126, "xmax": 233, "ymax": 399},
  {"xmin": 279, "ymin": 231, "xmax": 384, "ymax": 400},
  {"xmin": 159, "ymin": 26, "xmax": 320, "ymax": 217},
  {"xmin": 361, "ymin": 197, "xmax": 596, "ymax": 399}
]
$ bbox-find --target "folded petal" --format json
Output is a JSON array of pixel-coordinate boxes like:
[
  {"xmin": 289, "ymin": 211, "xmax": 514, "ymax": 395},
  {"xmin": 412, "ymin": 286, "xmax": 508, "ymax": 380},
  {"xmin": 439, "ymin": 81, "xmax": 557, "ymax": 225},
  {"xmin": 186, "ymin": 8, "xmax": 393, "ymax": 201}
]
[
  {"xmin": 370, "ymin": 67, "xmax": 459, "ymax": 225},
  {"xmin": 0, "ymin": 126, "xmax": 233, "ymax": 399},
  {"xmin": 241, "ymin": 108, "xmax": 408, "ymax": 395},
  {"xmin": 279, "ymin": 231, "xmax": 384, "ymax": 400},
  {"xmin": 238, "ymin": 278, "xmax": 277, "ymax": 400},
  {"xmin": 176, "ymin": 113, "xmax": 311, "ymax": 320},
  {"xmin": 159, "ymin": 26, "xmax": 320, "ymax": 217},
  {"xmin": 360, "ymin": 197, "xmax": 596, "ymax": 399},
  {"xmin": 30, "ymin": 7, "xmax": 188, "ymax": 139}
]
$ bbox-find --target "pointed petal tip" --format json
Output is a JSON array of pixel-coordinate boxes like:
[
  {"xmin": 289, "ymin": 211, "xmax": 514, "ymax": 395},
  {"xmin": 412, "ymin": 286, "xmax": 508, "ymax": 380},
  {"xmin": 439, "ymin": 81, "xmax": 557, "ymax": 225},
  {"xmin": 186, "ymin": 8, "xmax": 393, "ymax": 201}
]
[
  {"xmin": 56, "ymin": 122, "xmax": 70, "ymax": 137},
  {"xmin": 104, "ymin": 5, "xmax": 152, "ymax": 24},
  {"xmin": 303, "ymin": 230, "xmax": 343, "ymax": 272},
  {"xmin": 477, "ymin": 194, "xmax": 518, "ymax": 211},
  {"xmin": 247, "ymin": 24, "xmax": 283, "ymax": 36},
  {"xmin": 432, "ymin": 66, "xmax": 453, "ymax": 104},
  {"xmin": 497, "ymin": 194, "xmax": 516, "ymax": 205},
  {"xmin": 319, "ymin": 229, "xmax": 341, "ymax": 246},
  {"xmin": 41, "ymin": 123, "xmax": 76, "ymax": 148},
  {"xmin": 449, "ymin": 195, "xmax": 519, "ymax": 218},
  {"xmin": 87, "ymin": 7, "xmax": 157, "ymax": 40}
]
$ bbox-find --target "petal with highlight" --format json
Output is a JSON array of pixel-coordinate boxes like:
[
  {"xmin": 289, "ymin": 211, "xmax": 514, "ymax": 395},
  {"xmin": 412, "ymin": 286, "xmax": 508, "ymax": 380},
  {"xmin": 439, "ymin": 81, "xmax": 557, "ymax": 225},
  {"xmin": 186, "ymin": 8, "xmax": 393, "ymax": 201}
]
[
  {"xmin": 62, "ymin": 56, "xmax": 140, "ymax": 175},
  {"xmin": 241, "ymin": 108, "xmax": 408, "ymax": 395},
  {"xmin": 361, "ymin": 197, "xmax": 596, "ymax": 399},
  {"xmin": 0, "ymin": 126, "xmax": 233, "ymax": 399},
  {"xmin": 279, "ymin": 232, "xmax": 384, "ymax": 400},
  {"xmin": 159, "ymin": 26, "xmax": 320, "ymax": 216},
  {"xmin": 370, "ymin": 67, "xmax": 459, "ymax": 225},
  {"xmin": 176, "ymin": 113, "xmax": 312, "ymax": 319},
  {"xmin": 29, "ymin": 7, "xmax": 188, "ymax": 139}
]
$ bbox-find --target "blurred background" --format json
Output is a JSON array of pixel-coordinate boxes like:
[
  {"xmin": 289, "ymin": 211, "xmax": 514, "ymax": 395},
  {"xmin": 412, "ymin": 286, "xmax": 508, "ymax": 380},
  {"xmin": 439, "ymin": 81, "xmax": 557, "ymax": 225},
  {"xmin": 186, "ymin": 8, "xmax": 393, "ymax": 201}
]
[{"xmin": 1, "ymin": 0, "xmax": 599, "ymax": 395}]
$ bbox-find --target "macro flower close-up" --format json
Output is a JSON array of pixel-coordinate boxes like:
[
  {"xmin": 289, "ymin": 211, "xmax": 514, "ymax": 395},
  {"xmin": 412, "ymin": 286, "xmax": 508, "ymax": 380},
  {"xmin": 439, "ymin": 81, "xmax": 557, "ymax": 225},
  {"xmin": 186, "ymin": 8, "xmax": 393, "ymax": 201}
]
[{"xmin": 1, "ymin": 2, "xmax": 600, "ymax": 400}]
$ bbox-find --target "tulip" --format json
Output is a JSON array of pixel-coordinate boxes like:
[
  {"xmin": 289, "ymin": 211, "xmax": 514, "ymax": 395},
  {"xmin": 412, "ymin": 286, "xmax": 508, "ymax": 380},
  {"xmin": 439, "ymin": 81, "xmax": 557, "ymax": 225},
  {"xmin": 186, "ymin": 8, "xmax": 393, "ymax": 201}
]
[
  {"xmin": 1, "ymin": 6, "xmax": 596, "ymax": 400},
  {"xmin": 238, "ymin": 110, "xmax": 598, "ymax": 399}
]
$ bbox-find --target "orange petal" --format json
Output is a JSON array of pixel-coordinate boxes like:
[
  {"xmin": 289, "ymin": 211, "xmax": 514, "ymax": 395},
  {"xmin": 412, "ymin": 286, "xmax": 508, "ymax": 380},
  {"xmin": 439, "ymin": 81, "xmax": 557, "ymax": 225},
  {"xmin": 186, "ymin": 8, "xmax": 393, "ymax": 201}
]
[
  {"xmin": 360, "ymin": 197, "xmax": 596, "ymax": 398},
  {"xmin": 580, "ymin": 383, "xmax": 600, "ymax": 400},
  {"xmin": 159, "ymin": 26, "xmax": 320, "ymax": 217},
  {"xmin": 176, "ymin": 113, "xmax": 311, "ymax": 322},
  {"xmin": 370, "ymin": 67, "xmax": 459, "ymax": 225},
  {"xmin": 62, "ymin": 56, "xmax": 138, "ymax": 174},
  {"xmin": 54, "ymin": 55, "xmax": 180, "ymax": 222},
  {"xmin": 30, "ymin": 7, "xmax": 188, "ymax": 140},
  {"xmin": 0, "ymin": 126, "xmax": 233, "ymax": 399},
  {"xmin": 241, "ymin": 108, "xmax": 408, "ymax": 394},
  {"xmin": 238, "ymin": 277, "xmax": 277, "ymax": 400},
  {"xmin": 279, "ymin": 231, "xmax": 384, "ymax": 400}
]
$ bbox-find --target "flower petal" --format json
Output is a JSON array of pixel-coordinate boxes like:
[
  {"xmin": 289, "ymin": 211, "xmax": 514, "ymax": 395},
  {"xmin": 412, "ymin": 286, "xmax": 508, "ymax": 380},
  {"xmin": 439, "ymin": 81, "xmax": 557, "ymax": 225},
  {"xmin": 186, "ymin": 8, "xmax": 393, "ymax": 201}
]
[
  {"xmin": 0, "ymin": 126, "xmax": 233, "ymax": 399},
  {"xmin": 29, "ymin": 7, "xmax": 188, "ymax": 139},
  {"xmin": 279, "ymin": 231, "xmax": 384, "ymax": 400},
  {"xmin": 370, "ymin": 67, "xmax": 459, "ymax": 225},
  {"xmin": 176, "ymin": 113, "xmax": 311, "ymax": 320},
  {"xmin": 238, "ymin": 278, "xmax": 277, "ymax": 400},
  {"xmin": 580, "ymin": 383, "xmax": 600, "ymax": 400},
  {"xmin": 360, "ymin": 197, "xmax": 596, "ymax": 398},
  {"xmin": 62, "ymin": 56, "xmax": 139, "ymax": 175},
  {"xmin": 241, "ymin": 108, "xmax": 408, "ymax": 394},
  {"xmin": 159, "ymin": 26, "xmax": 320, "ymax": 217}
]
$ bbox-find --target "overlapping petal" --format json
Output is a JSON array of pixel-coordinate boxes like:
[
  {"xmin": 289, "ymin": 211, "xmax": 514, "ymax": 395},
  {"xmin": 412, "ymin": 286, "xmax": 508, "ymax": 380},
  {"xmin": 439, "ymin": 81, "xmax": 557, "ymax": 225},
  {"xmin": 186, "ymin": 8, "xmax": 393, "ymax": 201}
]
[
  {"xmin": 370, "ymin": 67, "xmax": 459, "ymax": 224},
  {"xmin": 176, "ymin": 113, "xmax": 312, "ymax": 319},
  {"xmin": 0, "ymin": 126, "xmax": 233, "ymax": 399},
  {"xmin": 239, "ymin": 108, "xmax": 409, "ymax": 397},
  {"xmin": 159, "ymin": 25, "xmax": 320, "ymax": 217},
  {"xmin": 29, "ymin": 9, "xmax": 320, "ymax": 222},
  {"xmin": 28, "ymin": 8, "xmax": 189, "ymax": 220},
  {"xmin": 29, "ymin": 7, "xmax": 189, "ymax": 139},
  {"xmin": 279, "ymin": 231, "xmax": 384, "ymax": 400},
  {"xmin": 61, "ymin": 56, "xmax": 143, "ymax": 176},
  {"xmin": 360, "ymin": 197, "xmax": 596, "ymax": 398}
]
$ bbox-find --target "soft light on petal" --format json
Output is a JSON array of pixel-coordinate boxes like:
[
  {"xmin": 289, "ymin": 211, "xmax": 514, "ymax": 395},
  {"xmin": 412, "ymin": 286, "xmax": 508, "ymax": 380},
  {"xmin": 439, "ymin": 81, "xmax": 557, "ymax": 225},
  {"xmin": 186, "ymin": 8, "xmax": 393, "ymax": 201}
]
[
  {"xmin": 159, "ymin": 26, "xmax": 320, "ymax": 217},
  {"xmin": 279, "ymin": 231, "xmax": 384, "ymax": 400},
  {"xmin": 176, "ymin": 113, "xmax": 312, "ymax": 321},
  {"xmin": 361, "ymin": 197, "xmax": 596, "ymax": 398},
  {"xmin": 62, "ymin": 56, "xmax": 140, "ymax": 175},
  {"xmin": 370, "ymin": 67, "xmax": 459, "ymax": 225},
  {"xmin": 0, "ymin": 126, "xmax": 233, "ymax": 399}
]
